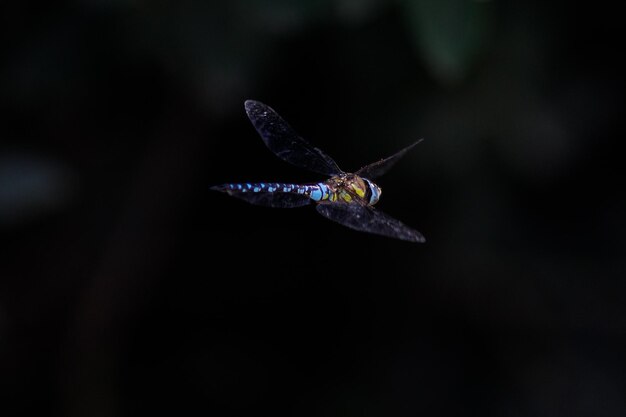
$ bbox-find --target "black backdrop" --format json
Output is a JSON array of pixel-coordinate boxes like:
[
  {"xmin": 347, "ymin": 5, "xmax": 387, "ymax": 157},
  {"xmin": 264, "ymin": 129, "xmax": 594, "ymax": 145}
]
[{"xmin": 2, "ymin": 1, "xmax": 625, "ymax": 416}]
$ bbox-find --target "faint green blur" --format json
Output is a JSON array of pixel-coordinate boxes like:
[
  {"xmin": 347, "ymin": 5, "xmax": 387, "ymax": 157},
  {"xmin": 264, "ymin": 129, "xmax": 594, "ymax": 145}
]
[{"xmin": 404, "ymin": 0, "xmax": 494, "ymax": 84}]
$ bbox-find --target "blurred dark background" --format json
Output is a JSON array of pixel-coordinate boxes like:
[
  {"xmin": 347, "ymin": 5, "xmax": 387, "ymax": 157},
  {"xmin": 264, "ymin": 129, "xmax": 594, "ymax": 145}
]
[{"xmin": 1, "ymin": 1, "xmax": 625, "ymax": 416}]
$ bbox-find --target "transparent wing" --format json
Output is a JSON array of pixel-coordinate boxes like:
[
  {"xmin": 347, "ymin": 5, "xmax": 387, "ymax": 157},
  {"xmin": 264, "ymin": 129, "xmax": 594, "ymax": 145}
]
[
  {"xmin": 355, "ymin": 139, "xmax": 423, "ymax": 179},
  {"xmin": 315, "ymin": 202, "xmax": 425, "ymax": 243},
  {"xmin": 211, "ymin": 185, "xmax": 311, "ymax": 208},
  {"xmin": 245, "ymin": 100, "xmax": 343, "ymax": 176}
]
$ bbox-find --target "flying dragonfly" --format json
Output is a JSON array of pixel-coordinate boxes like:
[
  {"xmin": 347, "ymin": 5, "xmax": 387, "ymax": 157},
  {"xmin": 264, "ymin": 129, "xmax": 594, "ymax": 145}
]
[{"xmin": 211, "ymin": 100, "xmax": 425, "ymax": 243}]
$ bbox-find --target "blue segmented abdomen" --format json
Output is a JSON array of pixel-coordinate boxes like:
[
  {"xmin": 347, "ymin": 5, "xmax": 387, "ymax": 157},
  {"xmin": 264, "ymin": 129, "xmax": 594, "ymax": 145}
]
[{"xmin": 219, "ymin": 182, "xmax": 331, "ymax": 201}]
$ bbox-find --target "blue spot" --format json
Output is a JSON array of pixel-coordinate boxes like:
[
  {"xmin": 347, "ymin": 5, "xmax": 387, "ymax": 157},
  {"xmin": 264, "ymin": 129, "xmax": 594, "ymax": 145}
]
[
  {"xmin": 235, "ymin": 184, "xmax": 242, "ymax": 190},
  {"xmin": 253, "ymin": 187, "xmax": 260, "ymax": 192},
  {"xmin": 268, "ymin": 186, "xmax": 275, "ymax": 192},
  {"xmin": 310, "ymin": 188, "xmax": 322, "ymax": 201},
  {"xmin": 318, "ymin": 183, "xmax": 329, "ymax": 199}
]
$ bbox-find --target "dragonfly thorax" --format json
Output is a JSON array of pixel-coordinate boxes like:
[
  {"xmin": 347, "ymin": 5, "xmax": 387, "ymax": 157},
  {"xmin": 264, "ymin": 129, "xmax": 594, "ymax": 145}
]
[{"xmin": 323, "ymin": 173, "xmax": 381, "ymax": 206}]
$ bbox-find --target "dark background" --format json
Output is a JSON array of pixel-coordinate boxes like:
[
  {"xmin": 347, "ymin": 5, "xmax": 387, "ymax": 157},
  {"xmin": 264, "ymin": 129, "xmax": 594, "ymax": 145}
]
[{"xmin": 2, "ymin": 1, "xmax": 625, "ymax": 416}]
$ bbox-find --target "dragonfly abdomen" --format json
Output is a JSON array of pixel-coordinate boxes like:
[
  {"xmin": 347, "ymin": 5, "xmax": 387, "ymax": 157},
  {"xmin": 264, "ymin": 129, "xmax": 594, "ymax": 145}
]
[{"xmin": 217, "ymin": 182, "xmax": 331, "ymax": 202}]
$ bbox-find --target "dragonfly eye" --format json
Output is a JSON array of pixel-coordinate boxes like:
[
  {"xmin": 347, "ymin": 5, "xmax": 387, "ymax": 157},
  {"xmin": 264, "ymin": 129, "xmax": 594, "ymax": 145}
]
[{"xmin": 363, "ymin": 178, "xmax": 381, "ymax": 205}]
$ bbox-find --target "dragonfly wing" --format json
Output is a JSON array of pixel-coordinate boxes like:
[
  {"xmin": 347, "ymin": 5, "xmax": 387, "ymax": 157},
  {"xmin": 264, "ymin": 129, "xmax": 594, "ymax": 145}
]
[
  {"xmin": 211, "ymin": 186, "xmax": 311, "ymax": 208},
  {"xmin": 355, "ymin": 139, "xmax": 423, "ymax": 179},
  {"xmin": 245, "ymin": 100, "xmax": 343, "ymax": 176},
  {"xmin": 315, "ymin": 202, "xmax": 425, "ymax": 243}
]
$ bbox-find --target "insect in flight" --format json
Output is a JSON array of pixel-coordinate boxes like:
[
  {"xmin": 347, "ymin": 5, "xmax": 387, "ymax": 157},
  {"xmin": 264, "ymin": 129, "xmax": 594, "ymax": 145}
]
[{"xmin": 211, "ymin": 100, "xmax": 425, "ymax": 242}]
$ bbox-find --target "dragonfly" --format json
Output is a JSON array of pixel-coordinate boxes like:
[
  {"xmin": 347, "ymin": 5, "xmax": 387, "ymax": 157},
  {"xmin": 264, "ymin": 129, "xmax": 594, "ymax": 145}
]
[{"xmin": 211, "ymin": 100, "xmax": 425, "ymax": 243}]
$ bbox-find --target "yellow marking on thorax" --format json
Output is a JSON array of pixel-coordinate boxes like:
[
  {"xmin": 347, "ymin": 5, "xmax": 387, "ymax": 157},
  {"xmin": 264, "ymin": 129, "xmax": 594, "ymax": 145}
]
[
  {"xmin": 350, "ymin": 182, "xmax": 366, "ymax": 198},
  {"xmin": 324, "ymin": 175, "xmax": 367, "ymax": 204}
]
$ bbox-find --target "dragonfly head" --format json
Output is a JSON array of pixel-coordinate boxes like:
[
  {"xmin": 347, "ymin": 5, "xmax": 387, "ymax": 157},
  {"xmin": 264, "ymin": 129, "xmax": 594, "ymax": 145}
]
[{"xmin": 363, "ymin": 178, "xmax": 382, "ymax": 205}]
